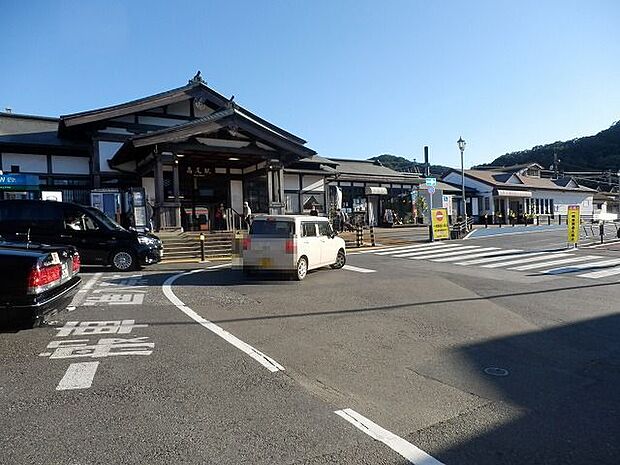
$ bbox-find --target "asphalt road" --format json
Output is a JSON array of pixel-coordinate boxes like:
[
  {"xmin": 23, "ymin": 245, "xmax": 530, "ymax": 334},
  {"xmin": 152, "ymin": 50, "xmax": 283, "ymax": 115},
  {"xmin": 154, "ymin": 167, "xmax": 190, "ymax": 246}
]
[{"xmin": 2, "ymin": 227, "xmax": 619, "ymax": 464}]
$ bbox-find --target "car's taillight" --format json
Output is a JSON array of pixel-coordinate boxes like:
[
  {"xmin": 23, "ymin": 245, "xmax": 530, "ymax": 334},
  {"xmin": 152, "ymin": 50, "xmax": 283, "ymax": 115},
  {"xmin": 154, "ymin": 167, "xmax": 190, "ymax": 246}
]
[
  {"xmin": 243, "ymin": 237, "xmax": 251, "ymax": 250},
  {"xmin": 27, "ymin": 264, "xmax": 62, "ymax": 294},
  {"xmin": 285, "ymin": 239, "xmax": 296, "ymax": 254},
  {"xmin": 72, "ymin": 253, "xmax": 81, "ymax": 272}
]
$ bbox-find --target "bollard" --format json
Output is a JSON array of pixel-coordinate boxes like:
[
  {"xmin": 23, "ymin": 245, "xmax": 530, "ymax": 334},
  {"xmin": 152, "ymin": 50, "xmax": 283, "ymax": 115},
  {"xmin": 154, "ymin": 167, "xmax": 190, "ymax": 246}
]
[
  {"xmin": 548, "ymin": 216, "xmax": 551, "ymax": 225},
  {"xmin": 356, "ymin": 225, "xmax": 363, "ymax": 247},
  {"xmin": 536, "ymin": 216, "xmax": 540, "ymax": 226},
  {"xmin": 369, "ymin": 225, "xmax": 376, "ymax": 247},
  {"xmin": 558, "ymin": 215, "xmax": 562, "ymax": 225},
  {"xmin": 600, "ymin": 222, "xmax": 605, "ymax": 244},
  {"xmin": 199, "ymin": 233, "xmax": 205, "ymax": 261}
]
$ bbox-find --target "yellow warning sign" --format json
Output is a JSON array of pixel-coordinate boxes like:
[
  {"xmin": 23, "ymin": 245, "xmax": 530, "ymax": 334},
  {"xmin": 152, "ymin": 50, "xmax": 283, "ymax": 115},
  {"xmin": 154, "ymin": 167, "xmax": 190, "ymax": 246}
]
[
  {"xmin": 431, "ymin": 208, "xmax": 450, "ymax": 240},
  {"xmin": 567, "ymin": 205, "xmax": 580, "ymax": 243}
]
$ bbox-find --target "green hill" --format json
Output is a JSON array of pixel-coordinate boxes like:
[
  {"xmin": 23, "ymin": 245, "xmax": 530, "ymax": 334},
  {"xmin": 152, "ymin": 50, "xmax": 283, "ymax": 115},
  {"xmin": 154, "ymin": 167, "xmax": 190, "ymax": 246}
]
[
  {"xmin": 484, "ymin": 120, "xmax": 620, "ymax": 172},
  {"xmin": 369, "ymin": 154, "xmax": 451, "ymax": 177}
]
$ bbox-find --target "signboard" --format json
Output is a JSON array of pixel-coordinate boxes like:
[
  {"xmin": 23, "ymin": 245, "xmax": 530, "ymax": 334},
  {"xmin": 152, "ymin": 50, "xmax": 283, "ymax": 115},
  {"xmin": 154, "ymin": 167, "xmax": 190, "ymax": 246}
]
[
  {"xmin": 427, "ymin": 185, "xmax": 436, "ymax": 195},
  {"xmin": 425, "ymin": 177, "xmax": 436, "ymax": 187},
  {"xmin": 0, "ymin": 173, "xmax": 39, "ymax": 191},
  {"xmin": 42, "ymin": 191, "xmax": 63, "ymax": 202},
  {"xmin": 567, "ymin": 205, "xmax": 580, "ymax": 244},
  {"xmin": 431, "ymin": 208, "xmax": 450, "ymax": 240}
]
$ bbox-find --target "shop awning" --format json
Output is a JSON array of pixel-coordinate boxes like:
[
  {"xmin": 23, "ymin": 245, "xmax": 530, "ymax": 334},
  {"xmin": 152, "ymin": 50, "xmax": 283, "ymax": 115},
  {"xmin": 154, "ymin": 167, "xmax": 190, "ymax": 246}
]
[
  {"xmin": 365, "ymin": 186, "xmax": 388, "ymax": 195},
  {"xmin": 495, "ymin": 189, "xmax": 532, "ymax": 198}
]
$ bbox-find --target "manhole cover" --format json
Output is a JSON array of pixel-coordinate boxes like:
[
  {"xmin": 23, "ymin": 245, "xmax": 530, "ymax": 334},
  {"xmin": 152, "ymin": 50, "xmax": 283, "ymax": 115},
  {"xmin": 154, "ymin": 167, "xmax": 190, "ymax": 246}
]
[{"xmin": 484, "ymin": 367, "xmax": 509, "ymax": 377}]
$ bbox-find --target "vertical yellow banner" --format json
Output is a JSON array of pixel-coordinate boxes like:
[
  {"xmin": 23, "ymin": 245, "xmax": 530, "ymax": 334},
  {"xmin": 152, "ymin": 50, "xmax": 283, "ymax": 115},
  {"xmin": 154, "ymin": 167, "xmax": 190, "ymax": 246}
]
[
  {"xmin": 431, "ymin": 208, "xmax": 450, "ymax": 240},
  {"xmin": 567, "ymin": 205, "xmax": 580, "ymax": 243}
]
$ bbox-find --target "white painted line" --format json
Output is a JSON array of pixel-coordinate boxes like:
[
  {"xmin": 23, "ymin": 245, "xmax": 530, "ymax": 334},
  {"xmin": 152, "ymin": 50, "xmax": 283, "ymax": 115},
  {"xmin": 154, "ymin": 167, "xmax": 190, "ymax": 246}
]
[
  {"xmin": 374, "ymin": 243, "xmax": 446, "ymax": 255},
  {"xmin": 463, "ymin": 229, "xmax": 477, "ymax": 239},
  {"xmin": 543, "ymin": 257, "xmax": 620, "ymax": 275},
  {"xmin": 162, "ymin": 270, "xmax": 284, "ymax": 373},
  {"xmin": 392, "ymin": 244, "xmax": 462, "ymax": 258},
  {"xmin": 402, "ymin": 245, "xmax": 480, "ymax": 259},
  {"xmin": 510, "ymin": 255, "xmax": 599, "ymax": 271},
  {"xmin": 446, "ymin": 248, "xmax": 521, "ymax": 264},
  {"xmin": 578, "ymin": 265, "xmax": 620, "ymax": 279},
  {"xmin": 66, "ymin": 272, "xmax": 102, "ymax": 309},
  {"xmin": 342, "ymin": 265, "xmax": 376, "ymax": 273},
  {"xmin": 481, "ymin": 252, "xmax": 570, "ymax": 268},
  {"xmin": 335, "ymin": 408, "xmax": 445, "ymax": 465},
  {"xmin": 456, "ymin": 250, "xmax": 544, "ymax": 266},
  {"xmin": 431, "ymin": 247, "xmax": 500, "ymax": 262},
  {"xmin": 56, "ymin": 362, "xmax": 100, "ymax": 391},
  {"xmin": 207, "ymin": 263, "xmax": 231, "ymax": 270},
  {"xmin": 581, "ymin": 239, "xmax": 620, "ymax": 248}
]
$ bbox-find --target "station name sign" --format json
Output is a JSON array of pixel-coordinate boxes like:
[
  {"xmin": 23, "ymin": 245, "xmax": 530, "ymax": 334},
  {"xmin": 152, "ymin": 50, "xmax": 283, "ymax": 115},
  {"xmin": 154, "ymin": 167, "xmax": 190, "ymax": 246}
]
[{"xmin": 0, "ymin": 174, "xmax": 40, "ymax": 190}]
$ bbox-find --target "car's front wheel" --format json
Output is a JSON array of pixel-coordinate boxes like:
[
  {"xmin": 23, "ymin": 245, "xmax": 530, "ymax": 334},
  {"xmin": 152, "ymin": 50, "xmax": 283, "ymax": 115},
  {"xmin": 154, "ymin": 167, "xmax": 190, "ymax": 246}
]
[
  {"xmin": 111, "ymin": 250, "xmax": 137, "ymax": 271},
  {"xmin": 330, "ymin": 249, "xmax": 346, "ymax": 269},
  {"xmin": 295, "ymin": 256, "xmax": 308, "ymax": 281}
]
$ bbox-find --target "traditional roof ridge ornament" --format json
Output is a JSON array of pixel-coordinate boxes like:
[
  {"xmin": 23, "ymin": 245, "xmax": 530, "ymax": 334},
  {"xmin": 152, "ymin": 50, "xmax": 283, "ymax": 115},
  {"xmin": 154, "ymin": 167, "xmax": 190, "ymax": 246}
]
[
  {"xmin": 226, "ymin": 95, "xmax": 237, "ymax": 110},
  {"xmin": 189, "ymin": 70, "xmax": 205, "ymax": 85}
]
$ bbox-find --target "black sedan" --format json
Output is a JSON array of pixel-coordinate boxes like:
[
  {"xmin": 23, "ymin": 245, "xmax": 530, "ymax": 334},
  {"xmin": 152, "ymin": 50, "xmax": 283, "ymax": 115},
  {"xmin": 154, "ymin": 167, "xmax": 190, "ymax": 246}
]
[{"xmin": 0, "ymin": 240, "xmax": 81, "ymax": 328}]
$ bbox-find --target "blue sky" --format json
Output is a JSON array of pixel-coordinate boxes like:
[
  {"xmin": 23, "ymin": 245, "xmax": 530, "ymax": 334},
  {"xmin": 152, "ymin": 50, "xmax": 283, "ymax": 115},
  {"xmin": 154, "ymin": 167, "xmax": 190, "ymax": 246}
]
[{"xmin": 1, "ymin": 0, "xmax": 619, "ymax": 168}]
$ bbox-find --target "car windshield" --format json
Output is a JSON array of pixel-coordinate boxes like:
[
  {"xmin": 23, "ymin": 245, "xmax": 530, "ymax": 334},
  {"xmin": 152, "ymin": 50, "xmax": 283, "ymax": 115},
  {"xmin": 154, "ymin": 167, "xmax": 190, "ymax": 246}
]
[
  {"xmin": 249, "ymin": 220, "xmax": 294, "ymax": 238},
  {"xmin": 86, "ymin": 207, "xmax": 126, "ymax": 231}
]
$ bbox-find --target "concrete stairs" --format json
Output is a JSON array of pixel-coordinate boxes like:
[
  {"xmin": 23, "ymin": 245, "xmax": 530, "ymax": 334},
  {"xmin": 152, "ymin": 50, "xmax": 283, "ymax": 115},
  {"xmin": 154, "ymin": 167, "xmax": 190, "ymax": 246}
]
[{"xmin": 157, "ymin": 231, "xmax": 234, "ymax": 263}]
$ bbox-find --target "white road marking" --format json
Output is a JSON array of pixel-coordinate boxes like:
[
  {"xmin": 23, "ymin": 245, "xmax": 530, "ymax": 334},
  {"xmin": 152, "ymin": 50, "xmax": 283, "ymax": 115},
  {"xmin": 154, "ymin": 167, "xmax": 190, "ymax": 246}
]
[
  {"xmin": 481, "ymin": 252, "xmax": 571, "ymax": 268},
  {"xmin": 445, "ymin": 248, "xmax": 521, "ymax": 264},
  {"xmin": 510, "ymin": 255, "xmax": 599, "ymax": 271},
  {"xmin": 456, "ymin": 250, "xmax": 545, "ymax": 265},
  {"xmin": 335, "ymin": 408, "xmax": 445, "ymax": 465},
  {"xmin": 66, "ymin": 272, "xmax": 102, "ymax": 309},
  {"xmin": 542, "ymin": 257, "xmax": 620, "ymax": 275},
  {"xmin": 431, "ymin": 247, "xmax": 500, "ymax": 262},
  {"xmin": 374, "ymin": 243, "xmax": 447, "ymax": 255},
  {"xmin": 392, "ymin": 244, "xmax": 462, "ymax": 258},
  {"xmin": 403, "ymin": 245, "xmax": 480, "ymax": 259},
  {"xmin": 578, "ymin": 265, "xmax": 620, "ymax": 279},
  {"xmin": 342, "ymin": 265, "xmax": 376, "ymax": 273},
  {"xmin": 162, "ymin": 270, "xmax": 284, "ymax": 373},
  {"xmin": 56, "ymin": 361, "xmax": 100, "ymax": 390}
]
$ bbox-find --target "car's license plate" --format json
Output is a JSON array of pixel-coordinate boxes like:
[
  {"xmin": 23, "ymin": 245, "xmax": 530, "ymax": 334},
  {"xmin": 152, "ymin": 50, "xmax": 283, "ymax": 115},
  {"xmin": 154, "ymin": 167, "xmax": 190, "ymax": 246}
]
[
  {"xmin": 260, "ymin": 258, "xmax": 272, "ymax": 268},
  {"xmin": 61, "ymin": 263, "xmax": 69, "ymax": 279}
]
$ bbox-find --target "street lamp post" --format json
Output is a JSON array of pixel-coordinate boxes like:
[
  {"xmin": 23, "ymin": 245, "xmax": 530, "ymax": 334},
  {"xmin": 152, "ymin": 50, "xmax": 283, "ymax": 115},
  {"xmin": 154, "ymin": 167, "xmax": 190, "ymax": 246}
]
[{"xmin": 457, "ymin": 137, "xmax": 467, "ymax": 230}]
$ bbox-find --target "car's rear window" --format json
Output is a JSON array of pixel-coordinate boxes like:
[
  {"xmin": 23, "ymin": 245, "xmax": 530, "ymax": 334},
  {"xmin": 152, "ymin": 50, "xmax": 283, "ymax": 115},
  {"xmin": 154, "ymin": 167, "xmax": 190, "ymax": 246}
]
[{"xmin": 249, "ymin": 220, "xmax": 294, "ymax": 237}]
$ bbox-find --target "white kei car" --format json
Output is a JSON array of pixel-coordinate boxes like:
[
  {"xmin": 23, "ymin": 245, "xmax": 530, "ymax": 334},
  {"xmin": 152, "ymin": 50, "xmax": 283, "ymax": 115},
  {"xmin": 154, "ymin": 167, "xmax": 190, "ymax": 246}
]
[{"xmin": 242, "ymin": 215, "xmax": 346, "ymax": 280}]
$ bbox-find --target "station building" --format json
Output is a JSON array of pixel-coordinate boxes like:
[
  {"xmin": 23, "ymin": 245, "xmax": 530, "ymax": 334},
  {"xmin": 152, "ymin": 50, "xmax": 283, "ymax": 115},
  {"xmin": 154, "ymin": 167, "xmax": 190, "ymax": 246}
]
[{"xmin": 2, "ymin": 74, "xmax": 458, "ymax": 230}]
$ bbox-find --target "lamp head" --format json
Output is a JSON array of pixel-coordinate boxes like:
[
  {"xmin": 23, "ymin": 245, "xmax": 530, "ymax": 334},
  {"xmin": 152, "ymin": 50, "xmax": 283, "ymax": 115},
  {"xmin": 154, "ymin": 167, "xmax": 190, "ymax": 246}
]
[{"xmin": 457, "ymin": 137, "xmax": 466, "ymax": 151}]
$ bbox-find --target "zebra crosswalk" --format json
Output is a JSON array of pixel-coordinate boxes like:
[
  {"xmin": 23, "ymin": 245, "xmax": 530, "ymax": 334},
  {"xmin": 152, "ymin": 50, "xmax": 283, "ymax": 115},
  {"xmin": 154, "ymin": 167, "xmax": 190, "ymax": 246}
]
[{"xmin": 358, "ymin": 243, "xmax": 620, "ymax": 280}]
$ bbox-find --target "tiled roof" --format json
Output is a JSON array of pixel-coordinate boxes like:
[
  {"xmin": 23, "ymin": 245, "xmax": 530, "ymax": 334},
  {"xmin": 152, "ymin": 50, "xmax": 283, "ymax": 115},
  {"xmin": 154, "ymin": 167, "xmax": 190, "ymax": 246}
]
[{"xmin": 462, "ymin": 169, "xmax": 595, "ymax": 192}]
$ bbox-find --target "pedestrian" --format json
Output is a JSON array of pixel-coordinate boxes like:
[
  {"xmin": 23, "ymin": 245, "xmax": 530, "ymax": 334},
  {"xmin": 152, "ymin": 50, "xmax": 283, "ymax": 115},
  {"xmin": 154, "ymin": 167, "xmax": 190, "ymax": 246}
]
[
  {"xmin": 242, "ymin": 201, "xmax": 252, "ymax": 228},
  {"xmin": 383, "ymin": 208, "xmax": 394, "ymax": 227},
  {"xmin": 310, "ymin": 205, "xmax": 318, "ymax": 216},
  {"xmin": 337, "ymin": 208, "xmax": 348, "ymax": 232},
  {"xmin": 214, "ymin": 203, "xmax": 226, "ymax": 230}
]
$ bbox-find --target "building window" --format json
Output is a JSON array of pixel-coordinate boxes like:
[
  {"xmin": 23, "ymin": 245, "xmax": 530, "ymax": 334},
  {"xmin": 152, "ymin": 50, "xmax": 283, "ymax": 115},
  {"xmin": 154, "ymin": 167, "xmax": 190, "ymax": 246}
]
[
  {"xmin": 484, "ymin": 197, "xmax": 490, "ymax": 211},
  {"xmin": 544, "ymin": 199, "xmax": 549, "ymax": 214},
  {"xmin": 284, "ymin": 192, "xmax": 300, "ymax": 214},
  {"xmin": 550, "ymin": 199, "xmax": 555, "ymax": 215}
]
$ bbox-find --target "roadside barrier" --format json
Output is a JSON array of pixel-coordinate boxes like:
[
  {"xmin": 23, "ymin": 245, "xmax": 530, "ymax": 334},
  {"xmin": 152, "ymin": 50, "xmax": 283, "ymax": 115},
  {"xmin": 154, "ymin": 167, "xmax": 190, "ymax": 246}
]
[
  {"xmin": 356, "ymin": 225, "xmax": 364, "ymax": 247},
  {"xmin": 369, "ymin": 226, "xmax": 376, "ymax": 247}
]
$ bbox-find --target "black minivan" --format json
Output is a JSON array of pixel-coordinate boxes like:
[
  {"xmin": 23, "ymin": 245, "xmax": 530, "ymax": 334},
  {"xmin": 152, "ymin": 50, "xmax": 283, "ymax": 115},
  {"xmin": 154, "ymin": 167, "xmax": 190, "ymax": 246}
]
[{"xmin": 0, "ymin": 200, "xmax": 162, "ymax": 271}]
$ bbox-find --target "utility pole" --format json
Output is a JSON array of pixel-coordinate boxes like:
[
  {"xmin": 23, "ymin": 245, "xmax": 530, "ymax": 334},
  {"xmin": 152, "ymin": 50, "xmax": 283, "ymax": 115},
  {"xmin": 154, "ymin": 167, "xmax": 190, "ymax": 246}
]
[{"xmin": 553, "ymin": 152, "xmax": 559, "ymax": 179}]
